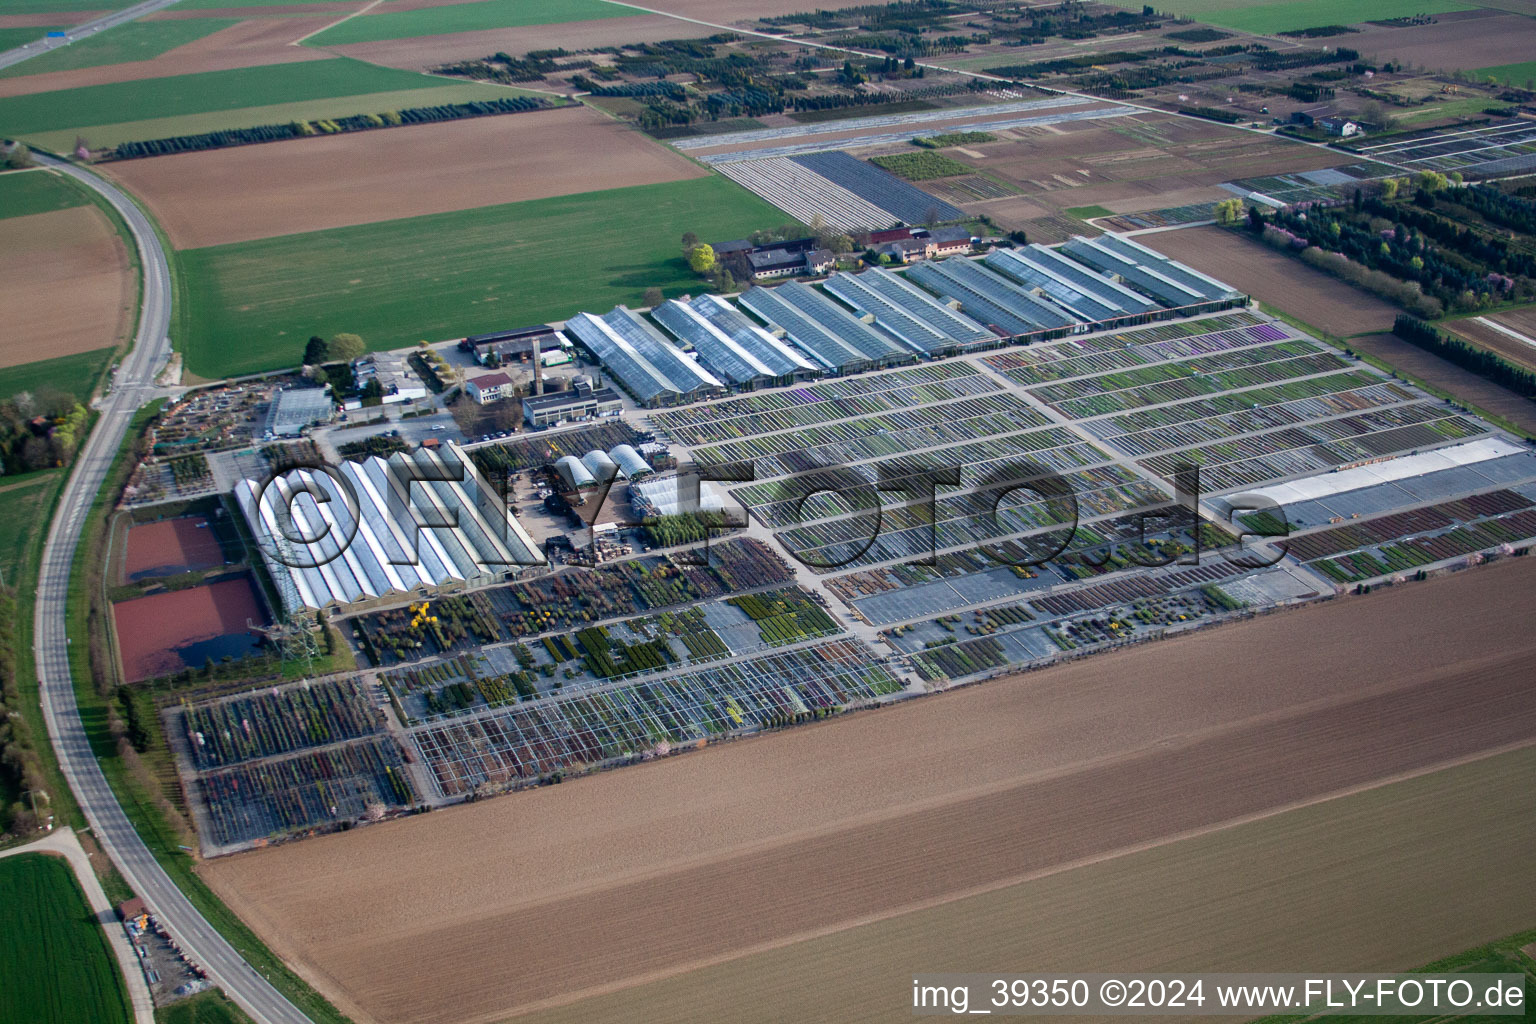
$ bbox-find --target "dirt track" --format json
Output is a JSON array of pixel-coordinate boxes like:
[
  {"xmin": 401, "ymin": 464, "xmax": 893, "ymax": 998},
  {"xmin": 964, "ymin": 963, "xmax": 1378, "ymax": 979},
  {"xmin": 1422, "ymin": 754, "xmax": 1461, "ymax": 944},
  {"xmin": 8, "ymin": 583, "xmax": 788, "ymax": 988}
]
[
  {"xmin": 0, "ymin": 205, "xmax": 132, "ymax": 368},
  {"xmin": 201, "ymin": 557, "xmax": 1536, "ymax": 1024},
  {"xmin": 1141, "ymin": 225, "xmax": 1401, "ymax": 337},
  {"xmin": 101, "ymin": 104, "xmax": 707, "ymax": 248}
]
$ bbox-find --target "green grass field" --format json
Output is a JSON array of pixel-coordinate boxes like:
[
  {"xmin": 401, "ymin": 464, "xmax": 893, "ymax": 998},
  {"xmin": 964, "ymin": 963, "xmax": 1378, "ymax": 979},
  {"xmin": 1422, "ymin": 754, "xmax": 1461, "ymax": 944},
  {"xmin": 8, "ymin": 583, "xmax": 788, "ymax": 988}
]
[
  {"xmin": 0, "ymin": 0, "xmax": 138, "ymax": 13},
  {"xmin": 1066, "ymin": 204, "xmax": 1115, "ymax": 220},
  {"xmin": 0, "ymin": 18, "xmax": 236, "ymax": 79},
  {"xmin": 20, "ymin": 80, "xmax": 539, "ymax": 152},
  {"xmin": 0, "ymin": 347, "xmax": 115, "ymax": 403},
  {"xmin": 0, "ymin": 25, "xmax": 65, "ymax": 50},
  {"xmin": 1476, "ymin": 60, "xmax": 1536, "ymax": 89},
  {"xmin": 0, "ymin": 854, "xmax": 131, "ymax": 1024},
  {"xmin": 176, "ymin": 175, "xmax": 791, "ymax": 377},
  {"xmin": 0, "ymin": 57, "xmax": 465, "ymax": 138},
  {"xmin": 1103, "ymin": 0, "xmax": 1472, "ymax": 33},
  {"xmin": 0, "ymin": 169, "xmax": 90, "ymax": 219},
  {"xmin": 0, "ymin": 471, "xmax": 63, "ymax": 587},
  {"xmin": 305, "ymin": 0, "xmax": 638, "ymax": 46},
  {"xmin": 155, "ymin": 988, "xmax": 255, "ymax": 1024}
]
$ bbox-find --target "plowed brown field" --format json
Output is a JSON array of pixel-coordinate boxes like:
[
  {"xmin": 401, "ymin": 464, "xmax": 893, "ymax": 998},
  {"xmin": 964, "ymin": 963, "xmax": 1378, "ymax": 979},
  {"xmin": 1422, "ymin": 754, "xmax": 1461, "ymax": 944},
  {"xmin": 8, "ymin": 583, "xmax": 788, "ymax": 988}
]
[
  {"xmin": 0, "ymin": 204, "xmax": 132, "ymax": 367},
  {"xmin": 201, "ymin": 558, "xmax": 1536, "ymax": 1024},
  {"xmin": 1143, "ymin": 225, "xmax": 1400, "ymax": 337},
  {"xmin": 102, "ymin": 104, "xmax": 707, "ymax": 247}
]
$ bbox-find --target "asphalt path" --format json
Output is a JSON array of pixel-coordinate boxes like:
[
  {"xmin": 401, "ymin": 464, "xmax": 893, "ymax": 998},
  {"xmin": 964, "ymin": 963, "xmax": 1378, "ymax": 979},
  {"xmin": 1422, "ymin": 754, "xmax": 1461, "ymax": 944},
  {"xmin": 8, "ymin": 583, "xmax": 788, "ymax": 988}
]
[
  {"xmin": 0, "ymin": 0, "xmax": 189, "ymax": 72},
  {"xmin": 30, "ymin": 153, "xmax": 316, "ymax": 1024}
]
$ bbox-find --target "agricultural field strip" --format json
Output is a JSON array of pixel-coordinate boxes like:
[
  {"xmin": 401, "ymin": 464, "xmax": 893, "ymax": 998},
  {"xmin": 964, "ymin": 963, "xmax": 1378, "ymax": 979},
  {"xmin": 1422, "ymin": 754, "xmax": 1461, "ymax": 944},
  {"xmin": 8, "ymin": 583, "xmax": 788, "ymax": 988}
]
[
  {"xmin": 697, "ymin": 106, "xmax": 1137, "ymax": 165},
  {"xmin": 981, "ymin": 321, "xmax": 1299, "ymax": 386},
  {"xmin": 406, "ymin": 640, "xmax": 903, "ymax": 796},
  {"xmin": 671, "ymin": 96, "xmax": 1093, "ymax": 151}
]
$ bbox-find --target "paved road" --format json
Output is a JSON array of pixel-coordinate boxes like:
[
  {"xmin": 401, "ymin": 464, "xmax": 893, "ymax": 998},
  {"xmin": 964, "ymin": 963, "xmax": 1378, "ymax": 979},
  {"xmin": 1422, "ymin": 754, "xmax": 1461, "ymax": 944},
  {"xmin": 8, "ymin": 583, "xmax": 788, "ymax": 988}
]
[
  {"xmin": 0, "ymin": 0, "xmax": 191, "ymax": 72},
  {"xmin": 30, "ymin": 154, "xmax": 315, "ymax": 1024},
  {"xmin": 0, "ymin": 828, "xmax": 156, "ymax": 1024}
]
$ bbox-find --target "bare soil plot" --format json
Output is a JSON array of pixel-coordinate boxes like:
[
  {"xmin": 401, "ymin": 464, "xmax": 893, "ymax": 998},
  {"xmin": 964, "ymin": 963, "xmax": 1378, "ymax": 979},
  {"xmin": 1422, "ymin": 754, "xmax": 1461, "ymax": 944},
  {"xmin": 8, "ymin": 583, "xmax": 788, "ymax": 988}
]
[
  {"xmin": 0, "ymin": 205, "xmax": 132, "ymax": 368},
  {"xmin": 1142, "ymin": 225, "xmax": 1401, "ymax": 337},
  {"xmin": 202, "ymin": 558, "xmax": 1536, "ymax": 1024},
  {"xmin": 520, "ymin": 744, "xmax": 1536, "ymax": 1024},
  {"xmin": 327, "ymin": 13, "xmax": 691, "ymax": 68},
  {"xmin": 0, "ymin": 16, "xmax": 334, "ymax": 98},
  {"xmin": 102, "ymin": 104, "xmax": 707, "ymax": 247},
  {"xmin": 1446, "ymin": 312, "xmax": 1536, "ymax": 372},
  {"xmin": 1349, "ymin": 9, "xmax": 1536, "ymax": 71},
  {"xmin": 1350, "ymin": 332, "xmax": 1536, "ymax": 436}
]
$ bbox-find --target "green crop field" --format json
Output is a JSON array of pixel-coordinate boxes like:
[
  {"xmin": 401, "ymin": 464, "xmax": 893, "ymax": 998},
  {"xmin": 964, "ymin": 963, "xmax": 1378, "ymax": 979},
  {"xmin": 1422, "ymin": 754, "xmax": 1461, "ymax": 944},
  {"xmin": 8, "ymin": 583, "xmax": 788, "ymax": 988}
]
[
  {"xmin": 0, "ymin": 18, "xmax": 236, "ymax": 79},
  {"xmin": 305, "ymin": 0, "xmax": 639, "ymax": 46},
  {"xmin": 0, "ymin": 471, "xmax": 62, "ymax": 587},
  {"xmin": 869, "ymin": 151, "xmax": 973, "ymax": 180},
  {"xmin": 0, "ymin": 26, "xmax": 65, "ymax": 50},
  {"xmin": 0, "ymin": 169, "xmax": 89, "ymax": 219},
  {"xmin": 1103, "ymin": 0, "xmax": 1472, "ymax": 33},
  {"xmin": 1477, "ymin": 60, "xmax": 1536, "ymax": 89},
  {"xmin": 0, "ymin": 347, "xmax": 115, "ymax": 404},
  {"xmin": 0, "ymin": 854, "xmax": 130, "ymax": 1024},
  {"xmin": 20, "ymin": 81, "xmax": 540, "ymax": 152},
  {"xmin": 0, "ymin": 0, "xmax": 138, "ymax": 13},
  {"xmin": 175, "ymin": 175, "xmax": 792, "ymax": 377},
  {"xmin": 0, "ymin": 58, "xmax": 466, "ymax": 139},
  {"xmin": 1067, "ymin": 204, "xmax": 1115, "ymax": 220}
]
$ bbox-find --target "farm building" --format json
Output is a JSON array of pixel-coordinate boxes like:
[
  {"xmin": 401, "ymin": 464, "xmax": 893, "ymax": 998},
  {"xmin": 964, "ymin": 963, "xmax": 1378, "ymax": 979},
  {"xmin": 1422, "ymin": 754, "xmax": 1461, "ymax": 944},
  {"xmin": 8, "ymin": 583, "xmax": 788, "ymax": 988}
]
[
  {"xmin": 984, "ymin": 245, "xmax": 1159, "ymax": 323},
  {"xmin": 555, "ymin": 455, "xmax": 597, "ymax": 491},
  {"xmin": 1059, "ymin": 234, "xmax": 1243, "ymax": 309},
  {"xmin": 351, "ymin": 353, "xmax": 427, "ymax": 405},
  {"xmin": 928, "ymin": 226, "xmax": 973, "ymax": 257},
  {"xmin": 459, "ymin": 324, "xmax": 572, "ymax": 368},
  {"xmin": 465, "ymin": 372, "xmax": 515, "ymax": 405},
  {"xmin": 906, "ymin": 256, "xmax": 1081, "ymax": 337},
  {"xmin": 564, "ymin": 307, "xmax": 725, "ymax": 408},
  {"xmin": 877, "ymin": 237, "xmax": 928, "ymax": 264},
  {"xmin": 738, "ymin": 280, "xmax": 908, "ymax": 374},
  {"xmin": 521, "ymin": 382, "xmax": 623, "ymax": 427},
  {"xmin": 651, "ymin": 294, "xmax": 818, "ymax": 389},
  {"xmin": 262, "ymin": 387, "xmax": 334, "ymax": 439},
  {"xmin": 609, "ymin": 444, "xmax": 653, "ymax": 480},
  {"xmin": 823, "ymin": 267, "xmax": 1000, "ymax": 355},
  {"xmin": 234, "ymin": 442, "xmax": 541, "ymax": 613}
]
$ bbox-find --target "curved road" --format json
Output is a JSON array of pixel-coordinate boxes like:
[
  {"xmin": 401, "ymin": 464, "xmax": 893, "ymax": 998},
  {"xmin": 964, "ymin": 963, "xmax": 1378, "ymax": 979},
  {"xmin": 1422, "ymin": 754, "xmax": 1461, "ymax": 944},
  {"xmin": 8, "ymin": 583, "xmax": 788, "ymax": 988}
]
[{"xmin": 31, "ymin": 154, "xmax": 315, "ymax": 1024}]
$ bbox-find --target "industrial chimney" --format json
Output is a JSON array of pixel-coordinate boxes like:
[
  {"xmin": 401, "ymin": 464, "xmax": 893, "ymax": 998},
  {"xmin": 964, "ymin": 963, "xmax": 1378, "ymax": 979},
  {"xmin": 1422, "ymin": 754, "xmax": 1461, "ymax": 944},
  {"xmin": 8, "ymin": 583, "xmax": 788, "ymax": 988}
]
[{"xmin": 530, "ymin": 335, "xmax": 543, "ymax": 396}]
